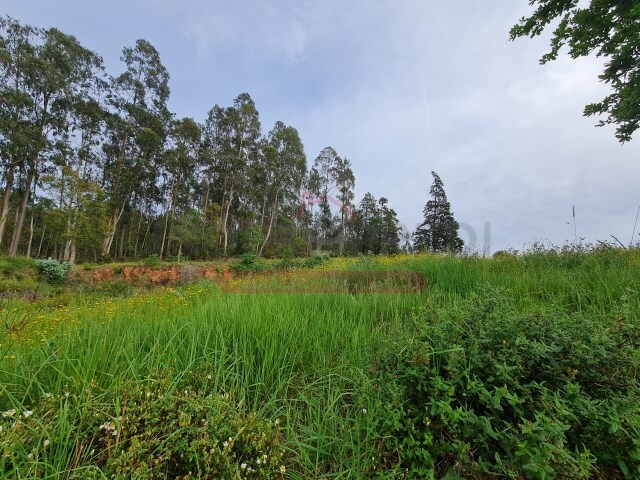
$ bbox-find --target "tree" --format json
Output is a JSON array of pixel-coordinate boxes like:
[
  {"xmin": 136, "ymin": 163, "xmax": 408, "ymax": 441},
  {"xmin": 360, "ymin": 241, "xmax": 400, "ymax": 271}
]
[
  {"xmin": 413, "ymin": 172, "xmax": 463, "ymax": 253},
  {"xmin": 159, "ymin": 117, "xmax": 200, "ymax": 259},
  {"xmin": 334, "ymin": 156, "xmax": 355, "ymax": 256},
  {"xmin": 101, "ymin": 39, "xmax": 170, "ymax": 258},
  {"xmin": 510, "ymin": 1, "xmax": 640, "ymax": 143},
  {"xmin": 0, "ymin": 17, "xmax": 105, "ymax": 256},
  {"xmin": 354, "ymin": 192, "xmax": 382, "ymax": 254},
  {"xmin": 378, "ymin": 197, "xmax": 400, "ymax": 255},
  {"xmin": 257, "ymin": 121, "xmax": 306, "ymax": 256},
  {"xmin": 204, "ymin": 94, "xmax": 261, "ymax": 257}
]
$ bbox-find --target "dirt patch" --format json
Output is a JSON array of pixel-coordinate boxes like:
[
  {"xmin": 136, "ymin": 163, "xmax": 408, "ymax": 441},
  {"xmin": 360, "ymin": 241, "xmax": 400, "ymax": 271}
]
[{"xmin": 91, "ymin": 268, "xmax": 114, "ymax": 283}]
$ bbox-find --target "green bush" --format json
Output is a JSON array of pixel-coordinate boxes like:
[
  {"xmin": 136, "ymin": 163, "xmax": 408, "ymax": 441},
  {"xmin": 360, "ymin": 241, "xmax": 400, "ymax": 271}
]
[
  {"xmin": 303, "ymin": 250, "xmax": 330, "ymax": 268},
  {"xmin": 375, "ymin": 288, "xmax": 640, "ymax": 479},
  {"xmin": 142, "ymin": 254, "xmax": 161, "ymax": 267},
  {"xmin": 34, "ymin": 259, "xmax": 71, "ymax": 283},
  {"xmin": 231, "ymin": 253, "xmax": 268, "ymax": 273},
  {"xmin": 0, "ymin": 372, "xmax": 287, "ymax": 479}
]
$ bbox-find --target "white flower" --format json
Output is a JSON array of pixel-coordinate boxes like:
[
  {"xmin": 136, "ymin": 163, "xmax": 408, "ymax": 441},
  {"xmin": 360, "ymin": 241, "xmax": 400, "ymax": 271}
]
[
  {"xmin": 2, "ymin": 409, "xmax": 16, "ymax": 418},
  {"xmin": 257, "ymin": 458, "xmax": 261, "ymax": 465},
  {"xmin": 207, "ymin": 374, "xmax": 212, "ymax": 380},
  {"xmin": 22, "ymin": 410, "xmax": 33, "ymax": 418},
  {"xmin": 223, "ymin": 441, "xmax": 229, "ymax": 448},
  {"xmin": 43, "ymin": 393, "xmax": 52, "ymax": 398},
  {"xmin": 274, "ymin": 419, "xmax": 280, "ymax": 425},
  {"xmin": 43, "ymin": 439, "xmax": 50, "ymax": 448},
  {"xmin": 241, "ymin": 463, "xmax": 247, "ymax": 469},
  {"xmin": 362, "ymin": 408, "xmax": 367, "ymax": 414},
  {"xmin": 27, "ymin": 453, "xmax": 33, "ymax": 459},
  {"xmin": 280, "ymin": 465, "xmax": 286, "ymax": 473},
  {"xmin": 0, "ymin": 425, "xmax": 3, "ymax": 432}
]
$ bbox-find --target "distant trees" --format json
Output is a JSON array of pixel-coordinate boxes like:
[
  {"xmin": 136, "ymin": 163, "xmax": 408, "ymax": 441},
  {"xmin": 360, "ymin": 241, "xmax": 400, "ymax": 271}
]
[
  {"xmin": 0, "ymin": 15, "xmax": 450, "ymax": 261},
  {"xmin": 413, "ymin": 172, "xmax": 463, "ymax": 253},
  {"xmin": 352, "ymin": 193, "xmax": 400, "ymax": 255},
  {"xmin": 511, "ymin": 0, "xmax": 640, "ymax": 143}
]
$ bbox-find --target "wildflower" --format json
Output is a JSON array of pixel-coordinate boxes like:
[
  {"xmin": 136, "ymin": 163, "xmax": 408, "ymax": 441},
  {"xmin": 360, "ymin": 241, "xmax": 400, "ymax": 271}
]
[
  {"xmin": 223, "ymin": 441, "xmax": 229, "ymax": 448},
  {"xmin": 43, "ymin": 439, "xmax": 50, "ymax": 448},
  {"xmin": 241, "ymin": 463, "xmax": 247, "ymax": 469},
  {"xmin": 257, "ymin": 458, "xmax": 261, "ymax": 465},
  {"xmin": 27, "ymin": 453, "xmax": 33, "ymax": 459},
  {"xmin": 22, "ymin": 410, "xmax": 33, "ymax": 418},
  {"xmin": 362, "ymin": 408, "xmax": 367, "ymax": 414},
  {"xmin": 280, "ymin": 465, "xmax": 286, "ymax": 473},
  {"xmin": 43, "ymin": 393, "xmax": 52, "ymax": 398},
  {"xmin": 2, "ymin": 409, "xmax": 16, "ymax": 418},
  {"xmin": 207, "ymin": 374, "xmax": 212, "ymax": 380}
]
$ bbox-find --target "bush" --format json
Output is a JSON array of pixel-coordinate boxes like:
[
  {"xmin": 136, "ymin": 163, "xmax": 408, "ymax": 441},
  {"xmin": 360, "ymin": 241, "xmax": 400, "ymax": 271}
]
[
  {"xmin": 231, "ymin": 253, "xmax": 268, "ymax": 273},
  {"xmin": 303, "ymin": 250, "xmax": 330, "ymax": 268},
  {"xmin": 142, "ymin": 254, "xmax": 161, "ymax": 267},
  {"xmin": 375, "ymin": 288, "xmax": 640, "ymax": 479},
  {"xmin": 0, "ymin": 371, "xmax": 287, "ymax": 479},
  {"xmin": 35, "ymin": 259, "xmax": 71, "ymax": 283}
]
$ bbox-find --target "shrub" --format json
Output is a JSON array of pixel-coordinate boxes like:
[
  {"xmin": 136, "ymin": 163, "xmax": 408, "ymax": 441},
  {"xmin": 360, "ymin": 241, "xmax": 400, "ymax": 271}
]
[
  {"xmin": 0, "ymin": 373, "xmax": 287, "ymax": 479},
  {"xmin": 303, "ymin": 250, "xmax": 330, "ymax": 268},
  {"xmin": 142, "ymin": 254, "xmax": 161, "ymax": 267},
  {"xmin": 375, "ymin": 288, "xmax": 640, "ymax": 479},
  {"xmin": 34, "ymin": 259, "xmax": 71, "ymax": 283}
]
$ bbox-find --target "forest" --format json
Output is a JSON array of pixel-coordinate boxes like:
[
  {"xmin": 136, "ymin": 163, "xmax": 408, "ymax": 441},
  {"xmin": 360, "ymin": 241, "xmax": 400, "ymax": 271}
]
[{"xmin": 0, "ymin": 16, "xmax": 450, "ymax": 263}]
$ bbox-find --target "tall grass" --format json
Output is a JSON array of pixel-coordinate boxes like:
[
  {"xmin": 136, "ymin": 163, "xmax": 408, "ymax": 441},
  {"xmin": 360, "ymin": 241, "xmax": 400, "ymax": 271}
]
[{"xmin": 1, "ymin": 248, "xmax": 639, "ymax": 478}]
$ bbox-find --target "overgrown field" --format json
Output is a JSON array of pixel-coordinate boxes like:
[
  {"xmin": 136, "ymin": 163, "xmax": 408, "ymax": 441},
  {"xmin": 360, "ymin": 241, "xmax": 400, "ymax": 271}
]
[{"xmin": 1, "ymin": 249, "xmax": 640, "ymax": 479}]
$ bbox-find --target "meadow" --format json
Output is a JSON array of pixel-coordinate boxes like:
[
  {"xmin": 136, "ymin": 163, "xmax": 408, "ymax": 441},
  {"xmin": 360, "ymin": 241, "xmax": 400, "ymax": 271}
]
[{"xmin": 1, "ymin": 248, "xmax": 639, "ymax": 479}]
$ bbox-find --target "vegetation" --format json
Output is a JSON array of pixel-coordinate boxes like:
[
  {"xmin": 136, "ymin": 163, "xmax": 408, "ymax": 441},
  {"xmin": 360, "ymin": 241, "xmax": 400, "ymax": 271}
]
[
  {"xmin": 1, "ymin": 246, "xmax": 639, "ymax": 478},
  {"xmin": 0, "ymin": 15, "xmax": 414, "ymax": 263},
  {"xmin": 413, "ymin": 172, "xmax": 464, "ymax": 253},
  {"xmin": 511, "ymin": 0, "xmax": 640, "ymax": 142}
]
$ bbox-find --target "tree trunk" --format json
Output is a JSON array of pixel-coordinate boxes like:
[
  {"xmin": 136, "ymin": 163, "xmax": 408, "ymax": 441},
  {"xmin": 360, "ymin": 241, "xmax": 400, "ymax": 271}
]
[
  {"xmin": 102, "ymin": 203, "xmax": 126, "ymax": 257},
  {"xmin": 36, "ymin": 226, "xmax": 46, "ymax": 258},
  {"xmin": 0, "ymin": 165, "xmax": 15, "ymax": 248},
  {"xmin": 118, "ymin": 226, "xmax": 125, "ymax": 259},
  {"xmin": 258, "ymin": 192, "xmax": 278, "ymax": 257},
  {"xmin": 26, "ymin": 214, "xmax": 34, "ymax": 258},
  {"xmin": 221, "ymin": 187, "xmax": 234, "ymax": 257},
  {"xmin": 9, "ymin": 166, "xmax": 35, "ymax": 256}
]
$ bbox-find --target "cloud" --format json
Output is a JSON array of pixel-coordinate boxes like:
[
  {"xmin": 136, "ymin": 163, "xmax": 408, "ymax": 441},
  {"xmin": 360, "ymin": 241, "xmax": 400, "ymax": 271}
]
[{"xmin": 4, "ymin": 0, "xmax": 639, "ymax": 251}]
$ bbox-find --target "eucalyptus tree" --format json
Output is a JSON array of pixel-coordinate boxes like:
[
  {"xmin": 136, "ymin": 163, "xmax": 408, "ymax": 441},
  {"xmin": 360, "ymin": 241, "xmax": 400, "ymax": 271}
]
[
  {"xmin": 0, "ymin": 16, "xmax": 35, "ymax": 248},
  {"xmin": 101, "ymin": 39, "xmax": 171, "ymax": 258},
  {"xmin": 0, "ymin": 17, "xmax": 104, "ymax": 256},
  {"xmin": 311, "ymin": 146, "xmax": 339, "ymax": 250},
  {"xmin": 206, "ymin": 93, "xmax": 261, "ymax": 256},
  {"xmin": 257, "ymin": 121, "xmax": 306, "ymax": 256},
  {"xmin": 333, "ymin": 156, "xmax": 355, "ymax": 255},
  {"xmin": 159, "ymin": 117, "xmax": 200, "ymax": 259}
]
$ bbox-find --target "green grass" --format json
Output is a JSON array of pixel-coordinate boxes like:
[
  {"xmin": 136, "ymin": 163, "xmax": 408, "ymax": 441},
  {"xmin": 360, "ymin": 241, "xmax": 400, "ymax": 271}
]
[{"xmin": 1, "ymin": 249, "xmax": 639, "ymax": 478}]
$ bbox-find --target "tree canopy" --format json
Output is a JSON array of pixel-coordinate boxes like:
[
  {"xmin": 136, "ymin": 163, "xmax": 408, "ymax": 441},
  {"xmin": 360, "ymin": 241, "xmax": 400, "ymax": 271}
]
[
  {"xmin": 510, "ymin": 0, "xmax": 640, "ymax": 143},
  {"xmin": 0, "ymin": 15, "xmax": 420, "ymax": 261}
]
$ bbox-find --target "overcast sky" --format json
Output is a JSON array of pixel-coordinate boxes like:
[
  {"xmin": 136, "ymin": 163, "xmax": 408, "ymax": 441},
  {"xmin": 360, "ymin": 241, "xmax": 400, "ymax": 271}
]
[{"xmin": 5, "ymin": 0, "xmax": 640, "ymax": 252}]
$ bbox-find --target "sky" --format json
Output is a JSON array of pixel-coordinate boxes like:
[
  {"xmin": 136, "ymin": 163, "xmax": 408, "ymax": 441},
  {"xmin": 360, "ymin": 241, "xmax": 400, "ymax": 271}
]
[{"xmin": 4, "ymin": 0, "xmax": 640, "ymax": 252}]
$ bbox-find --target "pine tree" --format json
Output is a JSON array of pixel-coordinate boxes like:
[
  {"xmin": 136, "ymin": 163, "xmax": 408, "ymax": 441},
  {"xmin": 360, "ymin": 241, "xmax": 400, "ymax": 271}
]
[{"xmin": 413, "ymin": 172, "xmax": 463, "ymax": 253}]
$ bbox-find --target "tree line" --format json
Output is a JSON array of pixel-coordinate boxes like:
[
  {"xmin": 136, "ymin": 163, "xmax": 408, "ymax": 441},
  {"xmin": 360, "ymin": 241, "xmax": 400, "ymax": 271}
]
[{"xmin": 0, "ymin": 16, "xmax": 463, "ymax": 262}]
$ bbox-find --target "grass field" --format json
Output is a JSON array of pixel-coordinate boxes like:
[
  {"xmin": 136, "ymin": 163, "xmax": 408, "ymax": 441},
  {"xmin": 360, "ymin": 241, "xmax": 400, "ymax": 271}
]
[{"xmin": 1, "ymin": 249, "xmax": 640, "ymax": 479}]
